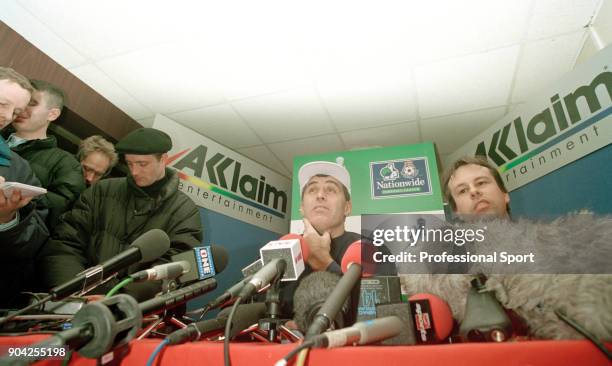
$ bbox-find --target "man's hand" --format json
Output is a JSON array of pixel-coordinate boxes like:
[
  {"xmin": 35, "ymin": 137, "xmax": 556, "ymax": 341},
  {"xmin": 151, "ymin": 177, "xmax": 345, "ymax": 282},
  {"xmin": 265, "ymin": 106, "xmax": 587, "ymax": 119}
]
[
  {"xmin": 303, "ymin": 218, "xmax": 334, "ymax": 271},
  {"xmin": 0, "ymin": 176, "xmax": 33, "ymax": 224}
]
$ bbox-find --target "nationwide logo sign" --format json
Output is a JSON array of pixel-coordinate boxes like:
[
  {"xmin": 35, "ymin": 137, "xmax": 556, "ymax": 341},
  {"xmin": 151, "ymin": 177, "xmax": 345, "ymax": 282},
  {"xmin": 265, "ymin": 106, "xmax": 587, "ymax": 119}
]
[
  {"xmin": 153, "ymin": 115, "xmax": 291, "ymax": 234},
  {"xmin": 370, "ymin": 157, "xmax": 432, "ymax": 199},
  {"xmin": 448, "ymin": 45, "xmax": 612, "ymax": 191}
]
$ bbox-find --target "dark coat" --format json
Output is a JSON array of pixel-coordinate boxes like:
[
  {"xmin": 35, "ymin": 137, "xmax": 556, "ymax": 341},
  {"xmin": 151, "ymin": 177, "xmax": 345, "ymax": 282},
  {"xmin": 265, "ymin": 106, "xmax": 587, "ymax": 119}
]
[
  {"xmin": 38, "ymin": 168, "xmax": 203, "ymax": 300},
  {"xmin": 0, "ymin": 139, "xmax": 49, "ymax": 307},
  {"xmin": 3, "ymin": 131, "xmax": 85, "ymax": 229}
]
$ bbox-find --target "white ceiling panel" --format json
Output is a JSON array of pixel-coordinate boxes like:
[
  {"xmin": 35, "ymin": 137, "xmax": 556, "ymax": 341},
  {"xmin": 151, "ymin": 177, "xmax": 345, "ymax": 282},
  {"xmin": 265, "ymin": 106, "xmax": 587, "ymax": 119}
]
[
  {"xmin": 512, "ymin": 31, "xmax": 586, "ymax": 103},
  {"xmin": 416, "ymin": 45, "xmax": 520, "ymax": 118},
  {"xmin": 232, "ymin": 88, "xmax": 335, "ymax": 144},
  {"xmin": 136, "ymin": 116, "xmax": 155, "ymax": 128},
  {"xmin": 3, "ymin": 0, "xmax": 606, "ymax": 169},
  {"xmin": 69, "ymin": 64, "xmax": 153, "ymax": 120},
  {"xmin": 340, "ymin": 122, "xmax": 421, "ymax": 150},
  {"xmin": 268, "ymin": 134, "xmax": 345, "ymax": 172},
  {"xmin": 96, "ymin": 42, "xmax": 226, "ymax": 114},
  {"xmin": 16, "ymin": 0, "xmax": 191, "ymax": 61},
  {"xmin": 527, "ymin": 0, "xmax": 602, "ymax": 40},
  {"xmin": 168, "ymin": 104, "xmax": 262, "ymax": 149},
  {"xmin": 421, "ymin": 106, "xmax": 507, "ymax": 154},
  {"xmin": 401, "ymin": 1, "xmax": 531, "ymax": 64},
  {"xmin": 316, "ymin": 60, "xmax": 418, "ymax": 131},
  {"xmin": 236, "ymin": 145, "xmax": 290, "ymax": 177},
  {"xmin": 1, "ymin": 1, "xmax": 87, "ymax": 68}
]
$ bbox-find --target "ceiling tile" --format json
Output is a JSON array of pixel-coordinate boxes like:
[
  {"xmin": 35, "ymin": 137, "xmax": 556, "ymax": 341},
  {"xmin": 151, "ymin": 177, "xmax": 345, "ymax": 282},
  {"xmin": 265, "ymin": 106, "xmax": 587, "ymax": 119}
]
[
  {"xmin": 96, "ymin": 42, "xmax": 226, "ymax": 114},
  {"xmin": 527, "ymin": 0, "xmax": 602, "ymax": 40},
  {"xmin": 167, "ymin": 104, "xmax": 262, "ymax": 149},
  {"xmin": 267, "ymin": 134, "xmax": 344, "ymax": 173},
  {"xmin": 232, "ymin": 88, "xmax": 335, "ymax": 143},
  {"xmin": 416, "ymin": 45, "xmax": 520, "ymax": 118},
  {"xmin": 69, "ymin": 64, "xmax": 153, "ymax": 120},
  {"xmin": 1, "ymin": 1, "xmax": 87, "ymax": 68},
  {"xmin": 16, "ymin": 0, "xmax": 192, "ymax": 61},
  {"xmin": 421, "ymin": 107, "xmax": 507, "ymax": 154},
  {"xmin": 512, "ymin": 31, "xmax": 586, "ymax": 103},
  {"xmin": 136, "ymin": 116, "xmax": 155, "ymax": 128},
  {"xmin": 316, "ymin": 61, "xmax": 418, "ymax": 131},
  {"xmin": 402, "ymin": 1, "xmax": 531, "ymax": 64},
  {"xmin": 236, "ymin": 145, "xmax": 290, "ymax": 178},
  {"xmin": 340, "ymin": 122, "xmax": 420, "ymax": 150}
]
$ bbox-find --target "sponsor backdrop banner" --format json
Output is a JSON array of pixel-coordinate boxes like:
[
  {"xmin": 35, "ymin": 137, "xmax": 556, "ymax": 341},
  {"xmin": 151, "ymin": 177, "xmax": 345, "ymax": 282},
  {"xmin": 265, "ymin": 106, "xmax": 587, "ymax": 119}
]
[
  {"xmin": 447, "ymin": 44, "xmax": 612, "ymax": 192},
  {"xmin": 290, "ymin": 143, "xmax": 445, "ymax": 233},
  {"xmin": 153, "ymin": 115, "xmax": 291, "ymax": 234}
]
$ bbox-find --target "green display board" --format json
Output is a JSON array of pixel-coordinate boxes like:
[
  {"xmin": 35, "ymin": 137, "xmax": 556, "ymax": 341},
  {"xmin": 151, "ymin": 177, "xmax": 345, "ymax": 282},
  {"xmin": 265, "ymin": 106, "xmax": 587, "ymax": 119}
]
[{"xmin": 290, "ymin": 142, "xmax": 445, "ymax": 232}]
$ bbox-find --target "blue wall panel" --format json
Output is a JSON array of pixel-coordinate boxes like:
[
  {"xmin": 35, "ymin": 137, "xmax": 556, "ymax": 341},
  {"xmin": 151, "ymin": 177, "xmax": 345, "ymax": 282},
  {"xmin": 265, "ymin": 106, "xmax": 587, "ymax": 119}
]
[
  {"xmin": 187, "ymin": 208, "xmax": 281, "ymax": 314},
  {"xmin": 509, "ymin": 144, "xmax": 612, "ymax": 220}
]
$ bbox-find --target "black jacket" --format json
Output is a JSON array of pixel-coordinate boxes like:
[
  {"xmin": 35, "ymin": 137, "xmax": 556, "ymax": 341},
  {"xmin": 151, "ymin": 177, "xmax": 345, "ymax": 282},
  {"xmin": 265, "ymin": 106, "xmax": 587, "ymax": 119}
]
[
  {"xmin": 0, "ymin": 138, "xmax": 49, "ymax": 308},
  {"xmin": 2, "ymin": 130, "xmax": 85, "ymax": 229},
  {"xmin": 38, "ymin": 169, "xmax": 203, "ymax": 301}
]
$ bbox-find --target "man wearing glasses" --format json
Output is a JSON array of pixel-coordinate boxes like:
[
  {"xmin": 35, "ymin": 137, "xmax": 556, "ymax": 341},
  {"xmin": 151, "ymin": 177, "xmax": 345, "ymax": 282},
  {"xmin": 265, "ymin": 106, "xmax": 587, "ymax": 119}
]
[{"xmin": 77, "ymin": 135, "xmax": 118, "ymax": 186}]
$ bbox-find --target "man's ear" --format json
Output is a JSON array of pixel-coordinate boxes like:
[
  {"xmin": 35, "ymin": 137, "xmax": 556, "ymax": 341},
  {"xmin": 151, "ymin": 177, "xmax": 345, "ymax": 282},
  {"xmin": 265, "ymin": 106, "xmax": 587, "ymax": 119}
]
[
  {"xmin": 299, "ymin": 204, "xmax": 304, "ymax": 217},
  {"xmin": 47, "ymin": 107, "xmax": 61, "ymax": 122},
  {"xmin": 344, "ymin": 200, "xmax": 352, "ymax": 217},
  {"xmin": 160, "ymin": 153, "xmax": 169, "ymax": 164}
]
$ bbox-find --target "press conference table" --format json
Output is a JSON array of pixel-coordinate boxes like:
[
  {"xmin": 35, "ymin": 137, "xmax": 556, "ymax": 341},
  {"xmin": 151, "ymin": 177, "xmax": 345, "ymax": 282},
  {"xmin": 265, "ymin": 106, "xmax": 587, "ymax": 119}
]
[{"xmin": 1, "ymin": 334, "xmax": 610, "ymax": 366}]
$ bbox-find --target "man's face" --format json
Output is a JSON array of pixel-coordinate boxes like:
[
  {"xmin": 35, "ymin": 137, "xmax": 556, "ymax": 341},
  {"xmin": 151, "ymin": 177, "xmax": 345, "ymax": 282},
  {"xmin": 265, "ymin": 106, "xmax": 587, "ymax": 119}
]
[
  {"xmin": 81, "ymin": 151, "xmax": 112, "ymax": 186},
  {"xmin": 13, "ymin": 91, "xmax": 58, "ymax": 134},
  {"xmin": 0, "ymin": 79, "xmax": 30, "ymax": 129},
  {"xmin": 125, "ymin": 153, "xmax": 167, "ymax": 187},
  {"xmin": 448, "ymin": 164, "xmax": 509, "ymax": 218},
  {"xmin": 300, "ymin": 175, "xmax": 351, "ymax": 234}
]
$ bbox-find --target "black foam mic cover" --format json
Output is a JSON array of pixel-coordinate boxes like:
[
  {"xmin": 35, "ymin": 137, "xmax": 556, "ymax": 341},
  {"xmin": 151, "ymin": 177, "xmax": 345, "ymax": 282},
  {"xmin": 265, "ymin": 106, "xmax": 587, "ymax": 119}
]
[{"xmin": 293, "ymin": 271, "xmax": 349, "ymax": 333}]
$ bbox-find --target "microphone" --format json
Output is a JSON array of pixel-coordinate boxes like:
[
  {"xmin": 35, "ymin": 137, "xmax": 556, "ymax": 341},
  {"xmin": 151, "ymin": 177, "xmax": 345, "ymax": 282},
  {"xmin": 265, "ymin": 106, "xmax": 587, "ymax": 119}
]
[
  {"xmin": 409, "ymin": 293, "xmax": 454, "ymax": 343},
  {"xmin": 0, "ymin": 295, "xmax": 142, "ymax": 363},
  {"xmin": 293, "ymin": 271, "xmax": 349, "ymax": 332},
  {"xmin": 0, "ymin": 230, "xmax": 170, "ymax": 326},
  {"xmin": 279, "ymin": 233, "xmax": 310, "ymax": 264},
  {"xmin": 202, "ymin": 275, "xmax": 254, "ymax": 311},
  {"xmin": 166, "ymin": 302, "xmax": 267, "ymax": 345},
  {"xmin": 130, "ymin": 261, "xmax": 190, "ymax": 282},
  {"xmin": 171, "ymin": 245, "xmax": 228, "ymax": 284},
  {"xmin": 309, "ymin": 316, "xmax": 402, "ymax": 348},
  {"xmin": 306, "ymin": 241, "xmax": 363, "ymax": 338},
  {"xmin": 260, "ymin": 234, "xmax": 309, "ymax": 281},
  {"xmin": 237, "ymin": 258, "xmax": 287, "ymax": 299},
  {"xmin": 51, "ymin": 229, "xmax": 171, "ymax": 299},
  {"xmin": 139, "ymin": 278, "xmax": 218, "ymax": 316}
]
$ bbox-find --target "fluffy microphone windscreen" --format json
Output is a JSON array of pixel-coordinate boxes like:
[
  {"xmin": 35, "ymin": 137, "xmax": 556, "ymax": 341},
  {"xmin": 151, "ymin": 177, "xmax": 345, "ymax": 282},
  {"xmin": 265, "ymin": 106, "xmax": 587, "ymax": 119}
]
[
  {"xmin": 280, "ymin": 233, "xmax": 310, "ymax": 262},
  {"xmin": 131, "ymin": 229, "xmax": 170, "ymax": 262},
  {"xmin": 293, "ymin": 271, "xmax": 349, "ymax": 332}
]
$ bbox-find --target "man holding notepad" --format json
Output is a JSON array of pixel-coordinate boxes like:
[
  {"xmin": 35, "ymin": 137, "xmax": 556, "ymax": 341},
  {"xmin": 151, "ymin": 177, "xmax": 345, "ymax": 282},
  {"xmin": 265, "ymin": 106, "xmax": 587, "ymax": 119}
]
[{"xmin": 0, "ymin": 66, "xmax": 50, "ymax": 308}]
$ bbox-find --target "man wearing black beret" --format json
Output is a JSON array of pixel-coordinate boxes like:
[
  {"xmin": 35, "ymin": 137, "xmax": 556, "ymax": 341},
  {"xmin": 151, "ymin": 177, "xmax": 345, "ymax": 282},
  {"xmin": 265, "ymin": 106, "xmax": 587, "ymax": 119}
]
[{"xmin": 38, "ymin": 128, "xmax": 203, "ymax": 300}]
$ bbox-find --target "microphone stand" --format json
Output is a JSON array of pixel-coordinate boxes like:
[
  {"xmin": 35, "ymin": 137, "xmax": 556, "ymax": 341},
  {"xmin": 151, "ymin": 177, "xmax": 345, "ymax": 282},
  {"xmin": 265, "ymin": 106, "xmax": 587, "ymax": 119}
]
[
  {"xmin": 137, "ymin": 279, "xmax": 188, "ymax": 339},
  {"xmin": 238, "ymin": 281, "xmax": 301, "ymax": 343}
]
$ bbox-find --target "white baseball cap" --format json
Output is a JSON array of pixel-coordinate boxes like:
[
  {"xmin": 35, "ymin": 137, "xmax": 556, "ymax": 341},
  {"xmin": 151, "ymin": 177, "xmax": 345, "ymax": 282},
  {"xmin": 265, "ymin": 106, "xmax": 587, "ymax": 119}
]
[{"xmin": 298, "ymin": 157, "xmax": 351, "ymax": 194}]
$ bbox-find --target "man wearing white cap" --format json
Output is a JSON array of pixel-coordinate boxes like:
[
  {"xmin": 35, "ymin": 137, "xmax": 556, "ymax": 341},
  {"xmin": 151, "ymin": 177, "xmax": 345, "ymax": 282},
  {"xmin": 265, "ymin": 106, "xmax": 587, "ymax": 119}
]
[
  {"xmin": 278, "ymin": 159, "xmax": 360, "ymax": 322},
  {"xmin": 297, "ymin": 159, "xmax": 356, "ymax": 273}
]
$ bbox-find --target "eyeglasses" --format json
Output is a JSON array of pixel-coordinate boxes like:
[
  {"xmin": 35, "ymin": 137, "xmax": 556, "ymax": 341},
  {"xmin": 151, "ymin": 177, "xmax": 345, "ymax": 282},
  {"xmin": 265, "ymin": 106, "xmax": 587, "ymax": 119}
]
[{"xmin": 81, "ymin": 164, "xmax": 108, "ymax": 179}]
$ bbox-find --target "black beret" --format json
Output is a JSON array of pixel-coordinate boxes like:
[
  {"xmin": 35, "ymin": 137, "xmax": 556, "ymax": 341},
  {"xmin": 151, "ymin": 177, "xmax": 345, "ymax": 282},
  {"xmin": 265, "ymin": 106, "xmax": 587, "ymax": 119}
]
[{"xmin": 116, "ymin": 128, "xmax": 172, "ymax": 154}]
